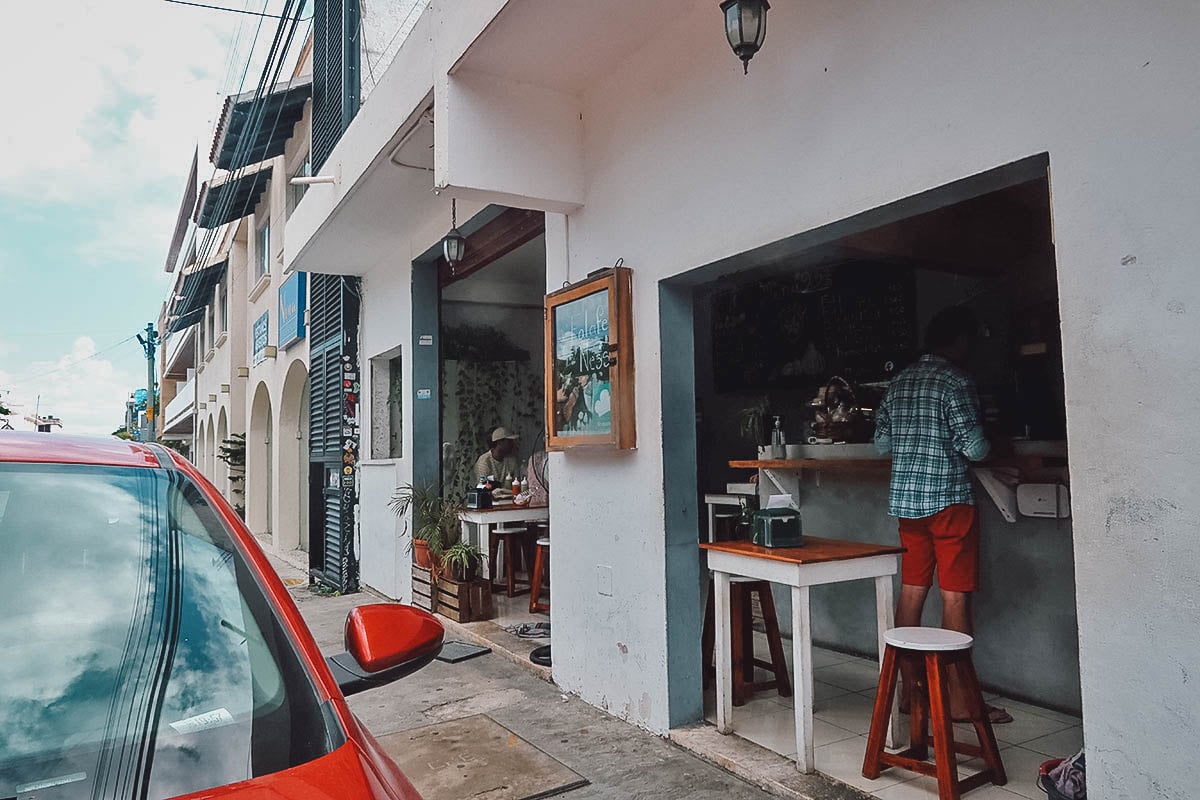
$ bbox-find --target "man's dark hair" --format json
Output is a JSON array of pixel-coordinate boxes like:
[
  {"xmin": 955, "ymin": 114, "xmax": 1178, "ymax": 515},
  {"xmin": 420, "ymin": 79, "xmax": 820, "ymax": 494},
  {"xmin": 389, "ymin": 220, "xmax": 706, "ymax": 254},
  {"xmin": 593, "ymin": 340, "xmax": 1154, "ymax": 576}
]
[{"xmin": 924, "ymin": 305, "xmax": 979, "ymax": 350}]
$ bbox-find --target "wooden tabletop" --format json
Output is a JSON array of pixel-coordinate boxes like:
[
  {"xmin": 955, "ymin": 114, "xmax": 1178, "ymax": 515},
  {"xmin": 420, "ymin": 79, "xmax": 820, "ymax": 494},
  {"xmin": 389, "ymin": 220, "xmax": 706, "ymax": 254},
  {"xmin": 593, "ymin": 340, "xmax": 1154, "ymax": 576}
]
[
  {"xmin": 461, "ymin": 503, "xmax": 548, "ymax": 514},
  {"xmin": 700, "ymin": 536, "xmax": 903, "ymax": 565},
  {"xmin": 729, "ymin": 458, "xmax": 891, "ymax": 470}
]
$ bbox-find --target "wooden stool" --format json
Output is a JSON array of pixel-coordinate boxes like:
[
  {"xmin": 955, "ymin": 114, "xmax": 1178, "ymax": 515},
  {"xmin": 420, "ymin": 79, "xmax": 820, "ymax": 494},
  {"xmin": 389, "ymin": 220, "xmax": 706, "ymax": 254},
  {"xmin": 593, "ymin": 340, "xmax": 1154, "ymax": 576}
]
[
  {"xmin": 489, "ymin": 525, "xmax": 531, "ymax": 597},
  {"xmin": 862, "ymin": 627, "xmax": 1007, "ymax": 800},
  {"xmin": 702, "ymin": 579, "xmax": 792, "ymax": 706},
  {"xmin": 529, "ymin": 536, "xmax": 550, "ymax": 614}
]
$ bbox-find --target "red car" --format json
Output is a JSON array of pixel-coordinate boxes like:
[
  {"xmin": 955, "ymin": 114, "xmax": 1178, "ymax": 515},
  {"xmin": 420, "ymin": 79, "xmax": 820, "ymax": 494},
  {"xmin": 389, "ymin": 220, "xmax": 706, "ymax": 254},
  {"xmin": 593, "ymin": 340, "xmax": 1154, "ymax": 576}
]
[{"xmin": 0, "ymin": 432, "xmax": 443, "ymax": 799}]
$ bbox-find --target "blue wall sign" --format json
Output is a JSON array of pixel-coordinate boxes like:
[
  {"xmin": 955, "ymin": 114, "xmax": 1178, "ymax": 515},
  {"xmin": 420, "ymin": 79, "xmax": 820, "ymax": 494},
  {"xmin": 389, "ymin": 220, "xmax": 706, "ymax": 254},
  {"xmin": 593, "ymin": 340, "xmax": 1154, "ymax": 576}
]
[
  {"xmin": 278, "ymin": 272, "xmax": 307, "ymax": 349},
  {"xmin": 252, "ymin": 311, "xmax": 270, "ymax": 365}
]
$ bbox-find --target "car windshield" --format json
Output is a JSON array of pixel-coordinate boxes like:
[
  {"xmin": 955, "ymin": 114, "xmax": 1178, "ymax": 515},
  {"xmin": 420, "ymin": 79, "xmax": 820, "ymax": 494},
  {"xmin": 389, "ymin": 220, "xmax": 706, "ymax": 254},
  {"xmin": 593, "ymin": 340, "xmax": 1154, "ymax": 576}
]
[{"xmin": 0, "ymin": 463, "xmax": 341, "ymax": 800}]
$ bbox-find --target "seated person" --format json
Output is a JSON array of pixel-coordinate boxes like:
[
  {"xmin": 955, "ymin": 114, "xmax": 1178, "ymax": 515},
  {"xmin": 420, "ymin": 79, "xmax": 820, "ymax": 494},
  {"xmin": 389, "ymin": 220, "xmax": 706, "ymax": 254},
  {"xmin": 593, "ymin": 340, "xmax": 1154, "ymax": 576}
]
[{"xmin": 472, "ymin": 427, "xmax": 520, "ymax": 488}]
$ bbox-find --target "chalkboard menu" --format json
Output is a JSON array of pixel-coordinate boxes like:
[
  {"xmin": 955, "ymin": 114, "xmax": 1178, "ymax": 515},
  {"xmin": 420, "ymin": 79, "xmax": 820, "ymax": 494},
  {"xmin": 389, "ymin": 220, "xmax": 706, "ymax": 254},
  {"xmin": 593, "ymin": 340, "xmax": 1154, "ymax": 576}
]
[{"xmin": 711, "ymin": 263, "xmax": 916, "ymax": 392}]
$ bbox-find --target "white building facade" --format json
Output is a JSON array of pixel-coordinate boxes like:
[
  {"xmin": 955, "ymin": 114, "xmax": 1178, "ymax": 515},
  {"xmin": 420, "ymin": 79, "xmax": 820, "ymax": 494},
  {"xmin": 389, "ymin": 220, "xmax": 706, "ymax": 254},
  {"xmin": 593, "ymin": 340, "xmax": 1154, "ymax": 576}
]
[{"xmin": 283, "ymin": 3, "xmax": 1200, "ymax": 798}]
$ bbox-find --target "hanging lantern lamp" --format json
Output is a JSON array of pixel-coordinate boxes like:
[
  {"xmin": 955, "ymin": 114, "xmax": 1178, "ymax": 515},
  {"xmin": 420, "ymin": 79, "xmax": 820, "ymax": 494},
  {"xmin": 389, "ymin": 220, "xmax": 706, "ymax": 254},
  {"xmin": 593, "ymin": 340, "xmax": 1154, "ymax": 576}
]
[
  {"xmin": 442, "ymin": 198, "xmax": 466, "ymax": 266},
  {"xmin": 720, "ymin": 0, "xmax": 769, "ymax": 74}
]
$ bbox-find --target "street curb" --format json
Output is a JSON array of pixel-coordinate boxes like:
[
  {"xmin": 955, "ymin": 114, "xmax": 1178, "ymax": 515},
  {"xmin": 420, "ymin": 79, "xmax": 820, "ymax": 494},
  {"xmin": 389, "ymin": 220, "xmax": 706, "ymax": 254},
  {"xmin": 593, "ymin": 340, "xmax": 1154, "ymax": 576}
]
[
  {"xmin": 434, "ymin": 615, "xmax": 555, "ymax": 685},
  {"xmin": 669, "ymin": 726, "xmax": 873, "ymax": 800}
]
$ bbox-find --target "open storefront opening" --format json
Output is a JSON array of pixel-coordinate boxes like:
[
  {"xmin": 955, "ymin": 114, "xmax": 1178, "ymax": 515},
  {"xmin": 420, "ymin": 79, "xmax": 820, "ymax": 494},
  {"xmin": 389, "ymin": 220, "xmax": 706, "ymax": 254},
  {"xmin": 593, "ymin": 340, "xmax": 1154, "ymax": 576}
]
[{"xmin": 661, "ymin": 155, "xmax": 1083, "ymax": 773}]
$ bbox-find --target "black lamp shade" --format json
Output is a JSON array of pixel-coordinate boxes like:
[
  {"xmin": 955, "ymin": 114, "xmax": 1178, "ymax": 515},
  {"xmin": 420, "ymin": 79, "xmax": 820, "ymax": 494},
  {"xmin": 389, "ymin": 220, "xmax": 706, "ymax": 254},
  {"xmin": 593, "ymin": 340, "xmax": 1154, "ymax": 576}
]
[
  {"xmin": 721, "ymin": 0, "xmax": 769, "ymax": 73},
  {"xmin": 443, "ymin": 228, "xmax": 466, "ymax": 265}
]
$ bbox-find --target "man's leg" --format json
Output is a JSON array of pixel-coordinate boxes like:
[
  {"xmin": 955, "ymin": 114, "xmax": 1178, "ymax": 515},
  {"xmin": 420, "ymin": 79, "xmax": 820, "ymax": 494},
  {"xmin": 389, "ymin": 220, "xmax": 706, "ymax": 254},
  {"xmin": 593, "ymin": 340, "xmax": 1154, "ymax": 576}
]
[
  {"xmin": 897, "ymin": 583, "xmax": 931, "ymax": 628},
  {"xmin": 940, "ymin": 589, "xmax": 972, "ymax": 635}
]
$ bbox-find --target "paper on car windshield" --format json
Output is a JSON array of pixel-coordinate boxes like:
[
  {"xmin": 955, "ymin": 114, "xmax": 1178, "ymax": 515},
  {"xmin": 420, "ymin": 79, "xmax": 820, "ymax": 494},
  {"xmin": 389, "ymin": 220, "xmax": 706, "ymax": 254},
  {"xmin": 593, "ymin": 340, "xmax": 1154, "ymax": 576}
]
[{"xmin": 169, "ymin": 708, "xmax": 235, "ymax": 734}]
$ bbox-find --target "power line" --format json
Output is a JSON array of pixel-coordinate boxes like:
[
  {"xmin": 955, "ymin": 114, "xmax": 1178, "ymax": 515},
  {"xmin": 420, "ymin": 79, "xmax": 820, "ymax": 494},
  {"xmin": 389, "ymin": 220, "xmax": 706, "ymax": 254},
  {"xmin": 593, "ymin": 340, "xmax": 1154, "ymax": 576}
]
[
  {"xmin": 189, "ymin": 0, "xmax": 309, "ymax": 281},
  {"xmin": 3, "ymin": 335, "xmax": 139, "ymax": 389},
  {"xmin": 162, "ymin": 0, "xmax": 310, "ymax": 20}
]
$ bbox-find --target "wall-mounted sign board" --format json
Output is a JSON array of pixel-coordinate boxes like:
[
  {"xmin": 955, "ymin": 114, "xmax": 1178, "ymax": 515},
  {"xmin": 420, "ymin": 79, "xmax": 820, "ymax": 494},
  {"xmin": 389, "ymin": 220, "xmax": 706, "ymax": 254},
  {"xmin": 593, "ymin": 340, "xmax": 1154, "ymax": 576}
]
[
  {"xmin": 544, "ymin": 266, "xmax": 635, "ymax": 450},
  {"xmin": 278, "ymin": 272, "xmax": 307, "ymax": 349},
  {"xmin": 251, "ymin": 311, "xmax": 270, "ymax": 366}
]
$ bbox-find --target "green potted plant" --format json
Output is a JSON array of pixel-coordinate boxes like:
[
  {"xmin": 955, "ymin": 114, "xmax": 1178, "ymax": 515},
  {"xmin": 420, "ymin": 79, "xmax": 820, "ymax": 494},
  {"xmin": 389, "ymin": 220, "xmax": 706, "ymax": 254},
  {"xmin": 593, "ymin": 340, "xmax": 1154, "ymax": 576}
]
[
  {"xmin": 441, "ymin": 540, "xmax": 486, "ymax": 583},
  {"xmin": 737, "ymin": 396, "xmax": 770, "ymax": 458},
  {"xmin": 388, "ymin": 483, "xmax": 463, "ymax": 569}
]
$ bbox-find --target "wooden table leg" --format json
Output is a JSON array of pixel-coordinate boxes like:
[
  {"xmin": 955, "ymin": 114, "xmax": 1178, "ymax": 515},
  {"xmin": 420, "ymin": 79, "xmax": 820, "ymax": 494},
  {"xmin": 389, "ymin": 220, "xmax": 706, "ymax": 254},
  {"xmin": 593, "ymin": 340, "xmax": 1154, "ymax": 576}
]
[
  {"xmin": 875, "ymin": 573, "xmax": 902, "ymax": 749},
  {"xmin": 714, "ymin": 570, "xmax": 733, "ymax": 735},
  {"xmin": 792, "ymin": 584, "xmax": 815, "ymax": 773}
]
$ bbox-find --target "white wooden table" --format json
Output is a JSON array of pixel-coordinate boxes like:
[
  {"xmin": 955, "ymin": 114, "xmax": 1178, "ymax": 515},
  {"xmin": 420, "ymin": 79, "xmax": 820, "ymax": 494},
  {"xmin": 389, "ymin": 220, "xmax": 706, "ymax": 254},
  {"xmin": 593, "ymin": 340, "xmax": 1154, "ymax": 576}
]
[
  {"xmin": 459, "ymin": 503, "xmax": 549, "ymax": 551},
  {"xmin": 700, "ymin": 537, "xmax": 903, "ymax": 773}
]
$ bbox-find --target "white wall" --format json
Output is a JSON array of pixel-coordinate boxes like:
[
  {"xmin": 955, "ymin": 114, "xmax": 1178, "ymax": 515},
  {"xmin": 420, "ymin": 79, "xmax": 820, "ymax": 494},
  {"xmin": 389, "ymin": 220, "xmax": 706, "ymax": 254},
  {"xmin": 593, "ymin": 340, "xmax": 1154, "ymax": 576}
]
[
  {"xmin": 287, "ymin": 1, "xmax": 1200, "ymax": 793},
  {"xmin": 540, "ymin": 1, "xmax": 1200, "ymax": 793},
  {"xmin": 358, "ymin": 254, "xmax": 418, "ymax": 599}
]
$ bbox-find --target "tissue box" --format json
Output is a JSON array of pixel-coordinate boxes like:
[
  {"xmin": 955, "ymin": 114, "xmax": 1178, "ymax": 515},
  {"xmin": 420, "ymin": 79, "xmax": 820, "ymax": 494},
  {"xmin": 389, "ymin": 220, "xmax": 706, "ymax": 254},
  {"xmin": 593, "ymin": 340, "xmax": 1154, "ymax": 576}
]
[{"xmin": 752, "ymin": 508, "xmax": 803, "ymax": 548}]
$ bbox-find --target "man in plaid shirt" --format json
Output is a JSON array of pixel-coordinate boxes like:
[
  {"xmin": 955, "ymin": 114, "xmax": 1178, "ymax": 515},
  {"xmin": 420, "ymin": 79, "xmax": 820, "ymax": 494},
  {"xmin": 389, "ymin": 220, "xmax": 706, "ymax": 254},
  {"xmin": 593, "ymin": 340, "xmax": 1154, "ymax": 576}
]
[{"xmin": 874, "ymin": 305, "xmax": 1011, "ymax": 723}]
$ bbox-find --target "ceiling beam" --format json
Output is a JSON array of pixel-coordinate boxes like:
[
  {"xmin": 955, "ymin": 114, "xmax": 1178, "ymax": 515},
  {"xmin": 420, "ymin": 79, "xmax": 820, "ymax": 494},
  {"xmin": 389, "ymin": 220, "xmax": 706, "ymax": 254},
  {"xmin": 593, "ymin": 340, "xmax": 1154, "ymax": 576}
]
[{"xmin": 438, "ymin": 207, "xmax": 545, "ymax": 287}]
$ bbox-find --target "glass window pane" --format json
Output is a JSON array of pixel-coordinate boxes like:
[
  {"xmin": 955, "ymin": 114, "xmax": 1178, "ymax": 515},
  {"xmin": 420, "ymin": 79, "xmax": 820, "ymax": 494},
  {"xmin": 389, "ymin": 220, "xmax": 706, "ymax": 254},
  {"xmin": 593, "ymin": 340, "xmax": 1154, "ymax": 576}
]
[{"xmin": 0, "ymin": 464, "xmax": 339, "ymax": 798}]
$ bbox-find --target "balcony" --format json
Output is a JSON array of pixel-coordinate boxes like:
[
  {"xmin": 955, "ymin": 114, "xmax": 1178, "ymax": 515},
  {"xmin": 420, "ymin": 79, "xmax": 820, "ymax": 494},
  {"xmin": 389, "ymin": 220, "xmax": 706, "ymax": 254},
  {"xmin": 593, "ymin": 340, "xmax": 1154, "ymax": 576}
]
[{"xmin": 162, "ymin": 373, "xmax": 196, "ymax": 436}]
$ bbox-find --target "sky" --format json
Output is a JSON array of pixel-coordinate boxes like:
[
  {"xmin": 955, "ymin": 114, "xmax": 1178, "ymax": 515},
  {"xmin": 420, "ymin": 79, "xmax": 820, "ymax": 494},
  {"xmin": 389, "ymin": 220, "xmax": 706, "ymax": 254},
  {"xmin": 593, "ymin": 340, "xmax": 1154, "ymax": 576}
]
[{"xmin": 0, "ymin": 0, "xmax": 296, "ymax": 435}]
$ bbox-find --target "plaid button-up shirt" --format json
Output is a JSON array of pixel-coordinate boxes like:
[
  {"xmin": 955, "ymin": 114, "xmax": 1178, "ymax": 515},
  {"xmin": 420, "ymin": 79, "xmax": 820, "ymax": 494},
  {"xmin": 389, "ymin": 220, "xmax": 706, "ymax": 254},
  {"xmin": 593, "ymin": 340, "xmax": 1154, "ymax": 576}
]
[{"xmin": 873, "ymin": 354, "xmax": 990, "ymax": 519}]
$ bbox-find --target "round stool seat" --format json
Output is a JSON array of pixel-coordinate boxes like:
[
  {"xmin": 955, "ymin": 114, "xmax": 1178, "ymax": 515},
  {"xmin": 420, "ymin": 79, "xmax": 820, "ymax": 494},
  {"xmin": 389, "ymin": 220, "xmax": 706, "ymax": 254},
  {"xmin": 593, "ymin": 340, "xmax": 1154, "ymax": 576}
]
[
  {"xmin": 536, "ymin": 537, "xmax": 550, "ymax": 546},
  {"xmin": 884, "ymin": 626, "xmax": 973, "ymax": 651}
]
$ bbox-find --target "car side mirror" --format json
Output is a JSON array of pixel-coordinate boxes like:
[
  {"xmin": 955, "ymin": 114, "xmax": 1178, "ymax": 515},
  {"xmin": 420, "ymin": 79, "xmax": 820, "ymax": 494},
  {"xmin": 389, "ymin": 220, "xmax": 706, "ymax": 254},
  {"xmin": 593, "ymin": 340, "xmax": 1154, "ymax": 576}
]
[{"xmin": 326, "ymin": 604, "xmax": 444, "ymax": 696}]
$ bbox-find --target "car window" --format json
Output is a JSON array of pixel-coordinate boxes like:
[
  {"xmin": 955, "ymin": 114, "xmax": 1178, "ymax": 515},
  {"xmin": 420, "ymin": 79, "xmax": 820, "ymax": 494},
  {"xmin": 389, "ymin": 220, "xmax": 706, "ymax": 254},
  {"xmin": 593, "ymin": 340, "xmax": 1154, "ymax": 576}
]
[{"xmin": 0, "ymin": 463, "xmax": 341, "ymax": 799}]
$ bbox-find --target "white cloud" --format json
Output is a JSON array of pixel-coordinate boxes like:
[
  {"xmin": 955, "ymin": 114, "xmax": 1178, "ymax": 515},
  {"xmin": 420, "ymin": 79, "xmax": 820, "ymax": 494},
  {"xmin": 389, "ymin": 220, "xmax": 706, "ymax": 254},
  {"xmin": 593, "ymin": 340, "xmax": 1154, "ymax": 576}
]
[
  {"xmin": 0, "ymin": 337, "xmax": 139, "ymax": 436},
  {"xmin": 0, "ymin": 0, "xmax": 302, "ymax": 273}
]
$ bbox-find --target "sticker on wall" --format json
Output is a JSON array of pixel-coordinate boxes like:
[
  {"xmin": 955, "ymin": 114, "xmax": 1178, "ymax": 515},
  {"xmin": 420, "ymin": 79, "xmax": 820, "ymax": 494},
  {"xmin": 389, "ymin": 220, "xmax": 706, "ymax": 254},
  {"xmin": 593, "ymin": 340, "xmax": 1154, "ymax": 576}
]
[
  {"xmin": 343, "ymin": 379, "xmax": 352, "ymax": 388},
  {"xmin": 343, "ymin": 364, "xmax": 353, "ymax": 372},
  {"xmin": 352, "ymin": 382, "xmax": 360, "ymax": 393},
  {"xmin": 419, "ymin": 335, "xmax": 433, "ymax": 346},
  {"xmin": 416, "ymin": 388, "xmax": 432, "ymax": 400},
  {"xmin": 342, "ymin": 426, "xmax": 353, "ymax": 436},
  {"xmin": 343, "ymin": 466, "xmax": 353, "ymax": 475},
  {"xmin": 342, "ymin": 476, "xmax": 354, "ymax": 488}
]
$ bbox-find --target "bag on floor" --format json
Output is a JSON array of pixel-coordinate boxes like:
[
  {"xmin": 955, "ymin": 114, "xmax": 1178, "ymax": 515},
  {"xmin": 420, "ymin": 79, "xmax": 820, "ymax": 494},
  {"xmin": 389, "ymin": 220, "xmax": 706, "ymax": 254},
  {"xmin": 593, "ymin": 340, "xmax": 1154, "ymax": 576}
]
[{"xmin": 1038, "ymin": 749, "xmax": 1085, "ymax": 800}]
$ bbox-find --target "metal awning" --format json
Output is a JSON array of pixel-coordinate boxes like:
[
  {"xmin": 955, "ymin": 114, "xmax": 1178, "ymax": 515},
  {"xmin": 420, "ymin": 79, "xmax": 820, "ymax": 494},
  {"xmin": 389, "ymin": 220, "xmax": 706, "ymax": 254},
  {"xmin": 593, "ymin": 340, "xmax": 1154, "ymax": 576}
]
[
  {"xmin": 168, "ymin": 259, "xmax": 227, "ymax": 332},
  {"xmin": 195, "ymin": 164, "xmax": 272, "ymax": 229},
  {"xmin": 210, "ymin": 77, "xmax": 312, "ymax": 171}
]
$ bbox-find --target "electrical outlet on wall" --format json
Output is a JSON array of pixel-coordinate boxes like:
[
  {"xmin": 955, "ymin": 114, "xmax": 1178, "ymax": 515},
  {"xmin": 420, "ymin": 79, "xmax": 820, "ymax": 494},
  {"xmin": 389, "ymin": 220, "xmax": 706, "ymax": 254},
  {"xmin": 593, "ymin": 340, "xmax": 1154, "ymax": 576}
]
[{"xmin": 597, "ymin": 565, "xmax": 613, "ymax": 597}]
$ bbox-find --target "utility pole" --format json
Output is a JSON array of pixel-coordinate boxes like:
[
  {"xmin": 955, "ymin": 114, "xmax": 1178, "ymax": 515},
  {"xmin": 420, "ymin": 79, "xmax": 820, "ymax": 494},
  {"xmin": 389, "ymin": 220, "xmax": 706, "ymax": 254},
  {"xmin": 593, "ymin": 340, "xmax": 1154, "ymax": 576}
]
[{"xmin": 137, "ymin": 322, "xmax": 159, "ymax": 442}]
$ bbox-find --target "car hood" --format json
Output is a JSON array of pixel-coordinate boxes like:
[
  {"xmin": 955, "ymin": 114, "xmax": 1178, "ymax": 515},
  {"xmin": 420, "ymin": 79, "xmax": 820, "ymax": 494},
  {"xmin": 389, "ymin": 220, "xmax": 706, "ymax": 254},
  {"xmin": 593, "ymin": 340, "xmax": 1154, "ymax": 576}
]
[{"xmin": 172, "ymin": 738, "xmax": 422, "ymax": 800}]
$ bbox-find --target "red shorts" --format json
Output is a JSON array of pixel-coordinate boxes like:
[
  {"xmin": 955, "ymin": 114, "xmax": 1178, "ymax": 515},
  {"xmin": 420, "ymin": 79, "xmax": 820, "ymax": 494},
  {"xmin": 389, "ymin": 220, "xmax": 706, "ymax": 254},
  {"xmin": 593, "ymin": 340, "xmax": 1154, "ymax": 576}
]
[{"xmin": 898, "ymin": 504, "xmax": 980, "ymax": 592}]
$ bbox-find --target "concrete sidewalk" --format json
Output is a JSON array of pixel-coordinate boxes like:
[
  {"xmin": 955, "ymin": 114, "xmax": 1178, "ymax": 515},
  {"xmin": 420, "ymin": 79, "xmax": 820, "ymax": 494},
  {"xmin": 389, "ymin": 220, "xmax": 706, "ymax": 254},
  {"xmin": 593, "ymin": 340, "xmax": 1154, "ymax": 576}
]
[{"xmin": 275, "ymin": 554, "xmax": 866, "ymax": 800}]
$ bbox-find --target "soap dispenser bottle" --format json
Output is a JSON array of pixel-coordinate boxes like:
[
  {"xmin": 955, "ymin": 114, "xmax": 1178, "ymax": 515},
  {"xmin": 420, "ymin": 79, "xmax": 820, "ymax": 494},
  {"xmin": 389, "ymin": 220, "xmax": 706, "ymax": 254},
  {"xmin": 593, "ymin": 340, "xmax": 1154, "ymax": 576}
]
[{"xmin": 771, "ymin": 415, "xmax": 787, "ymax": 459}]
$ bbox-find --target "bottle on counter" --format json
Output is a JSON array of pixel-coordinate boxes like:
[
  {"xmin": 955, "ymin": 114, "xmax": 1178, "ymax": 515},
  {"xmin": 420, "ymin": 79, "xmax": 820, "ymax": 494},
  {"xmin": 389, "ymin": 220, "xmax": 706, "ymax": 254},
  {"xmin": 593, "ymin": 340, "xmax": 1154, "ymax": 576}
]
[
  {"xmin": 771, "ymin": 415, "xmax": 787, "ymax": 459},
  {"xmin": 511, "ymin": 474, "xmax": 521, "ymax": 496},
  {"xmin": 520, "ymin": 476, "xmax": 529, "ymax": 495}
]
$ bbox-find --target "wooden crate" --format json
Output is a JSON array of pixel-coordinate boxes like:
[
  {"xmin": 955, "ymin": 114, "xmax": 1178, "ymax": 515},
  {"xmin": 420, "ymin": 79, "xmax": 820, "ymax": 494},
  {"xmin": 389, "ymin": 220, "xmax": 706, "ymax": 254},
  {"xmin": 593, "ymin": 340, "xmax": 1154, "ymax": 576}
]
[{"xmin": 411, "ymin": 566, "xmax": 494, "ymax": 622}]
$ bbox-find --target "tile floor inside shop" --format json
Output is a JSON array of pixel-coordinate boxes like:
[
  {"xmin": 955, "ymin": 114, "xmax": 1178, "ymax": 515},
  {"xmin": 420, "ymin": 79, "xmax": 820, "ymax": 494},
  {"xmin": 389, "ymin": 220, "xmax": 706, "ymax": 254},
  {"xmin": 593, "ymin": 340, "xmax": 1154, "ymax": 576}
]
[
  {"xmin": 705, "ymin": 637, "xmax": 1082, "ymax": 800},
  {"xmin": 490, "ymin": 588, "xmax": 549, "ymax": 631}
]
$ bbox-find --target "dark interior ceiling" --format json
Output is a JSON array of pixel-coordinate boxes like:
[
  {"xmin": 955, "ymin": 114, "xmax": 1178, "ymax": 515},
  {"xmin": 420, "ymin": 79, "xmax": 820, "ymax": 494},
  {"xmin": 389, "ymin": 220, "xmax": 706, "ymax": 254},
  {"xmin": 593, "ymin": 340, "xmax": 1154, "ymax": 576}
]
[{"xmin": 709, "ymin": 176, "xmax": 1054, "ymax": 288}]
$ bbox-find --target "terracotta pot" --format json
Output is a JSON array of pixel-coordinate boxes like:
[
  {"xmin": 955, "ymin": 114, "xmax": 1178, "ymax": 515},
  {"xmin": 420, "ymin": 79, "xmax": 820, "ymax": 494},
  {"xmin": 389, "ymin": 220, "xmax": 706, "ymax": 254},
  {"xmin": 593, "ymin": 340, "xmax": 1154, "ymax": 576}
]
[{"xmin": 413, "ymin": 538, "xmax": 433, "ymax": 569}]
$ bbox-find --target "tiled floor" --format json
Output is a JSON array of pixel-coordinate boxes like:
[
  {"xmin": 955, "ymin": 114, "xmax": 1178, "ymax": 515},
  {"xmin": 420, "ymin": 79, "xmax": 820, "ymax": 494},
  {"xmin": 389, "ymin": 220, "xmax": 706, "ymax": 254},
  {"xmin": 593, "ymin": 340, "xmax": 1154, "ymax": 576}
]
[
  {"xmin": 490, "ymin": 587, "xmax": 547, "ymax": 630},
  {"xmin": 704, "ymin": 643, "xmax": 1082, "ymax": 800}
]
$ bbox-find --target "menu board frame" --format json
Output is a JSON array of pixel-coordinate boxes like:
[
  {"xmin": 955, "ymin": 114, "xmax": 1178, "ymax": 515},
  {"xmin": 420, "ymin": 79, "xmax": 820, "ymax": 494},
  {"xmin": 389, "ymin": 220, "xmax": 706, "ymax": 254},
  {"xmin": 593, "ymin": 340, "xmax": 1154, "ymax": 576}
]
[{"xmin": 544, "ymin": 266, "xmax": 636, "ymax": 451}]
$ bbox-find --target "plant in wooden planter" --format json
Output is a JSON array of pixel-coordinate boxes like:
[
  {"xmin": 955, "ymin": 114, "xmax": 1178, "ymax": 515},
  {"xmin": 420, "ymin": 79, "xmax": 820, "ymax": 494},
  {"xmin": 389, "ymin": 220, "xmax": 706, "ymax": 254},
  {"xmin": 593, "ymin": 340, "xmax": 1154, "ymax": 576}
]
[
  {"xmin": 388, "ymin": 483, "xmax": 463, "ymax": 569},
  {"xmin": 440, "ymin": 540, "xmax": 486, "ymax": 583}
]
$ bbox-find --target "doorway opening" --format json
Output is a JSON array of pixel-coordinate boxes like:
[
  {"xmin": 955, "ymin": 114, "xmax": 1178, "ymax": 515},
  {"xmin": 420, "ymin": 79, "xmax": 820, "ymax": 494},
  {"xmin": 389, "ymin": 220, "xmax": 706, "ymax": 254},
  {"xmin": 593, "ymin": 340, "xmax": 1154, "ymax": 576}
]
[
  {"xmin": 436, "ymin": 208, "xmax": 548, "ymax": 632},
  {"xmin": 662, "ymin": 155, "xmax": 1082, "ymax": 781}
]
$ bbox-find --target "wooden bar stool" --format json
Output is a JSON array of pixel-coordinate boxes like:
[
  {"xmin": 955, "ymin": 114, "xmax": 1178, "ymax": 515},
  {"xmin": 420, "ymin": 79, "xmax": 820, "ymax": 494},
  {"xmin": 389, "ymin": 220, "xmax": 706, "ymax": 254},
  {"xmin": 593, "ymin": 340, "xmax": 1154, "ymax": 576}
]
[
  {"xmin": 862, "ymin": 627, "xmax": 1006, "ymax": 800},
  {"xmin": 529, "ymin": 536, "xmax": 550, "ymax": 614},
  {"xmin": 702, "ymin": 579, "xmax": 792, "ymax": 706},
  {"xmin": 489, "ymin": 524, "xmax": 531, "ymax": 597}
]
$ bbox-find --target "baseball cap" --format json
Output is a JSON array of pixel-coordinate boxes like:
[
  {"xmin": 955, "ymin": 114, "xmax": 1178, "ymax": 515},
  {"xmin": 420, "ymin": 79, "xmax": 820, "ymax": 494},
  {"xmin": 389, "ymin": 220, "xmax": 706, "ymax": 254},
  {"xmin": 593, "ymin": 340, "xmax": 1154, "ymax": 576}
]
[{"xmin": 491, "ymin": 427, "xmax": 518, "ymax": 442}]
